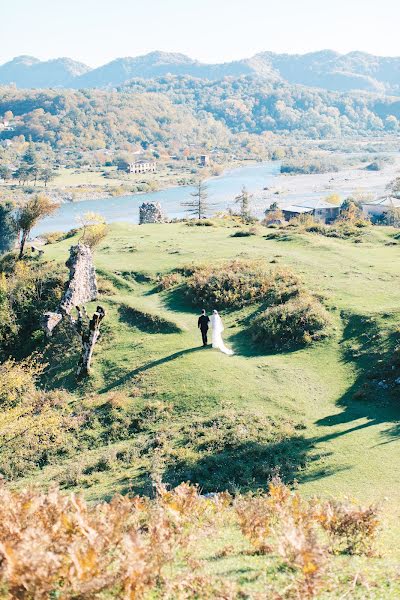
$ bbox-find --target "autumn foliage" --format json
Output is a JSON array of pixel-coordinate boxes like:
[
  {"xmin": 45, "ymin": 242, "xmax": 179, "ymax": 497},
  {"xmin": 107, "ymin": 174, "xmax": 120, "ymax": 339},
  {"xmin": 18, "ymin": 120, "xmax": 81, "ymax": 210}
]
[{"xmin": 0, "ymin": 479, "xmax": 381, "ymax": 599}]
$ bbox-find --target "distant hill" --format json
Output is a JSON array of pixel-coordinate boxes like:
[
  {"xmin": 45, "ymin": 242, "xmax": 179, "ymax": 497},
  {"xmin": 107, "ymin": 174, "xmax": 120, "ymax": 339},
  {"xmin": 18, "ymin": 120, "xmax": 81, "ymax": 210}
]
[
  {"xmin": 0, "ymin": 50, "xmax": 399, "ymax": 94},
  {"xmin": 0, "ymin": 55, "xmax": 91, "ymax": 88}
]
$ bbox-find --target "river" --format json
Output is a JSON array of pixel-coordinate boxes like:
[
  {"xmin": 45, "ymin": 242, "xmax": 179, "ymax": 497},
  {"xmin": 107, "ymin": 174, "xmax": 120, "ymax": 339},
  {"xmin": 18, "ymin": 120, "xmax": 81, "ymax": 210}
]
[{"xmin": 33, "ymin": 162, "xmax": 281, "ymax": 235}]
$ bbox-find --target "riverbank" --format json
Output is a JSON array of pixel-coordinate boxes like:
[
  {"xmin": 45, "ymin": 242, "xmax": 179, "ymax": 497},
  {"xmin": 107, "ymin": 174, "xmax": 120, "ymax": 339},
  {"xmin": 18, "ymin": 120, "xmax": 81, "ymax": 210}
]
[
  {"xmin": 0, "ymin": 159, "xmax": 251, "ymax": 204},
  {"xmin": 265, "ymin": 154, "xmax": 400, "ymax": 204}
]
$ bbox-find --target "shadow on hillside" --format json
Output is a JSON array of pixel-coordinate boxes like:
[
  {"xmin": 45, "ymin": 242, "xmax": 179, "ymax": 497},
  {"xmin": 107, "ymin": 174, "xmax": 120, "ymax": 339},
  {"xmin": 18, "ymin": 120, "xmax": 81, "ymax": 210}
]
[
  {"xmin": 100, "ymin": 346, "xmax": 204, "ymax": 393},
  {"xmin": 315, "ymin": 312, "xmax": 400, "ymax": 442},
  {"xmin": 228, "ymin": 320, "xmax": 309, "ymax": 358},
  {"xmin": 118, "ymin": 304, "xmax": 181, "ymax": 334},
  {"xmin": 163, "ymin": 286, "xmax": 197, "ymax": 314},
  {"xmin": 123, "ymin": 435, "xmax": 347, "ymax": 498}
]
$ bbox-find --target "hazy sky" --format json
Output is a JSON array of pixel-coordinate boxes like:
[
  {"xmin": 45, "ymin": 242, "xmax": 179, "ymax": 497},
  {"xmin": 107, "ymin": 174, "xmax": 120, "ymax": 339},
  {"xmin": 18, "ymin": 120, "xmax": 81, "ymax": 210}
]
[{"xmin": 1, "ymin": 0, "xmax": 399, "ymax": 66}]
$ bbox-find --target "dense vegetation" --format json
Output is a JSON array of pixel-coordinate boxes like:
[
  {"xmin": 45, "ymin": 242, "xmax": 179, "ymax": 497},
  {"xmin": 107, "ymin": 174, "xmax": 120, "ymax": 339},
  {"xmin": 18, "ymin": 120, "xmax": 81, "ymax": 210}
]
[
  {"xmin": 0, "ymin": 87, "xmax": 232, "ymax": 154},
  {"xmin": 124, "ymin": 76, "xmax": 400, "ymax": 138},
  {"xmin": 0, "ymin": 76, "xmax": 399, "ymax": 172}
]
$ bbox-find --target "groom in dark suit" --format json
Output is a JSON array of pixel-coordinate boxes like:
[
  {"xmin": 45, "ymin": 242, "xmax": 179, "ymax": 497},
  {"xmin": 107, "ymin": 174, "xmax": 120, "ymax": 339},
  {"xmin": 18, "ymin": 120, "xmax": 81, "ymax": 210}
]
[{"xmin": 198, "ymin": 309, "xmax": 210, "ymax": 346}]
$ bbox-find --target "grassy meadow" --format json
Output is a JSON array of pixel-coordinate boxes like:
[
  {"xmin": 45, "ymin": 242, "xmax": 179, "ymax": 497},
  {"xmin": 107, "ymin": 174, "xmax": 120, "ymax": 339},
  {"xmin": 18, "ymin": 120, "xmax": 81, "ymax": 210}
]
[{"xmin": 13, "ymin": 219, "xmax": 400, "ymax": 595}]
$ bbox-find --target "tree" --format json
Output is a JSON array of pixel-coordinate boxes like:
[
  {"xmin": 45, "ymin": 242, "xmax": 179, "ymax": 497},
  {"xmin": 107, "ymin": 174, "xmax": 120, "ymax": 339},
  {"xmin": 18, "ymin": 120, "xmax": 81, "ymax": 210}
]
[
  {"xmin": 383, "ymin": 207, "xmax": 400, "ymax": 228},
  {"xmin": 338, "ymin": 199, "xmax": 363, "ymax": 223},
  {"xmin": 235, "ymin": 186, "xmax": 253, "ymax": 221},
  {"xmin": 39, "ymin": 168, "xmax": 57, "ymax": 187},
  {"xmin": 387, "ymin": 177, "xmax": 400, "ymax": 198},
  {"xmin": 14, "ymin": 194, "xmax": 60, "ymax": 259},
  {"xmin": 77, "ymin": 212, "xmax": 108, "ymax": 249},
  {"xmin": 22, "ymin": 143, "xmax": 39, "ymax": 166},
  {"xmin": 29, "ymin": 165, "xmax": 40, "ymax": 186},
  {"xmin": 182, "ymin": 180, "xmax": 211, "ymax": 219},
  {"xmin": 0, "ymin": 202, "xmax": 17, "ymax": 254},
  {"xmin": 0, "ymin": 165, "xmax": 12, "ymax": 182},
  {"xmin": 76, "ymin": 305, "xmax": 106, "ymax": 378},
  {"xmin": 13, "ymin": 165, "xmax": 31, "ymax": 186}
]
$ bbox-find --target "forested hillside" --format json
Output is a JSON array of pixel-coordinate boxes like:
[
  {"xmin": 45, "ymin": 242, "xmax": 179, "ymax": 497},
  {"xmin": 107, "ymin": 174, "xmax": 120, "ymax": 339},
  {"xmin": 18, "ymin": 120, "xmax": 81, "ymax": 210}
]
[
  {"xmin": 124, "ymin": 76, "xmax": 400, "ymax": 137},
  {"xmin": 0, "ymin": 77, "xmax": 399, "ymax": 157},
  {"xmin": 0, "ymin": 88, "xmax": 232, "ymax": 153}
]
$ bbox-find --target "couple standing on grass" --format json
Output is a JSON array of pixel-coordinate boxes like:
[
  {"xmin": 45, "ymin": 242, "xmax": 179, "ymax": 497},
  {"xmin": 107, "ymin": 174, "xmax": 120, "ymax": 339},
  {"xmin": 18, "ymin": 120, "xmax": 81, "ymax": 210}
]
[{"xmin": 198, "ymin": 309, "xmax": 234, "ymax": 355}]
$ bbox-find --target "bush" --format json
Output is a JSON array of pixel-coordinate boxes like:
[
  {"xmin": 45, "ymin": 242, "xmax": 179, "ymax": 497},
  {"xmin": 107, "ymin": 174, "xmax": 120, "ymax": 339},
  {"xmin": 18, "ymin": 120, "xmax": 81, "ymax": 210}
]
[
  {"xmin": 316, "ymin": 499, "xmax": 380, "ymax": 556},
  {"xmin": 0, "ymin": 258, "xmax": 65, "ymax": 359},
  {"xmin": 0, "ymin": 357, "xmax": 81, "ymax": 478},
  {"xmin": 157, "ymin": 272, "xmax": 182, "ymax": 290},
  {"xmin": 185, "ymin": 260, "xmax": 302, "ymax": 309},
  {"xmin": 41, "ymin": 231, "xmax": 67, "ymax": 244},
  {"xmin": 250, "ymin": 294, "xmax": 332, "ymax": 349},
  {"xmin": 230, "ymin": 229, "xmax": 255, "ymax": 237}
]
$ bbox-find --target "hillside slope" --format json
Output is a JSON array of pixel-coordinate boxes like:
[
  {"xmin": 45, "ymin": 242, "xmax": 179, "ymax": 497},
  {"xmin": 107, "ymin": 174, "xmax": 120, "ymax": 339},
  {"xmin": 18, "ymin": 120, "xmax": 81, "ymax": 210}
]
[{"xmin": 18, "ymin": 221, "xmax": 400, "ymax": 556}]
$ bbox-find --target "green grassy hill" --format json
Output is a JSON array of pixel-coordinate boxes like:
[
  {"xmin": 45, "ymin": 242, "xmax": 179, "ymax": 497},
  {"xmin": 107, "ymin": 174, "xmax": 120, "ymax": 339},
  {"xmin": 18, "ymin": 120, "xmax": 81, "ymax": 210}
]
[{"xmin": 23, "ymin": 221, "xmax": 400, "ymax": 562}]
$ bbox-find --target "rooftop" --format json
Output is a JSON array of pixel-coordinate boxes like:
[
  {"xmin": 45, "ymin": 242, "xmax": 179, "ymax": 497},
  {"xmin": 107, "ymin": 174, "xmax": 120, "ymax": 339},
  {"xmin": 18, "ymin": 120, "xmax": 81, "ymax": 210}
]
[
  {"xmin": 363, "ymin": 196, "xmax": 400, "ymax": 207},
  {"xmin": 282, "ymin": 205, "xmax": 314, "ymax": 214}
]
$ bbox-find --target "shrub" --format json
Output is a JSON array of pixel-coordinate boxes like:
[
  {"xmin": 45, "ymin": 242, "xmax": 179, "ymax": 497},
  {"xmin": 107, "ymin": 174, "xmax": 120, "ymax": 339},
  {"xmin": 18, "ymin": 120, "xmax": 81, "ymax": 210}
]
[
  {"xmin": 185, "ymin": 219, "xmax": 215, "ymax": 227},
  {"xmin": 250, "ymin": 294, "xmax": 332, "ymax": 349},
  {"xmin": 185, "ymin": 260, "xmax": 302, "ymax": 309},
  {"xmin": 41, "ymin": 231, "xmax": 67, "ymax": 244},
  {"xmin": 230, "ymin": 229, "xmax": 255, "ymax": 237},
  {"xmin": 262, "ymin": 208, "xmax": 285, "ymax": 225},
  {"xmin": 316, "ymin": 499, "xmax": 380, "ymax": 556},
  {"xmin": 287, "ymin": 213, "xmax": 317, "ymax": 229},
  {"xmin": 0, "ymin": 357, "xmax": 81, "ymax": 478},
  {"xmin": 157, "ymin": 272, "xmax": 182, "ymax": 290},
  {"xmin": 0, "ymin": 259, "xmax": 65, "ymax": 359}
]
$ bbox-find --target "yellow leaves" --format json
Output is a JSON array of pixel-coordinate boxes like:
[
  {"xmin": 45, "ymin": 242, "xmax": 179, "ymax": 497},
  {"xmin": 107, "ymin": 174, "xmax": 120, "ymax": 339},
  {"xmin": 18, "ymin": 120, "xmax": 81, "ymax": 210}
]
[{"xmin": 77, "ymin": 212, "xmax": 108, "ymax": 249}]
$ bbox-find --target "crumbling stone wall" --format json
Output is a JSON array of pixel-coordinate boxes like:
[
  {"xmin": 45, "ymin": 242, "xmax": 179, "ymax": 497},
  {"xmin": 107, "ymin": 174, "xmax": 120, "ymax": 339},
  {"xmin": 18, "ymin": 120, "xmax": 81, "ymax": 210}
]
[
  {"xmin": 139, "ymin": 202, "xmax": 166, "ymax": 224},
  {"xmin": 43, "ymin": 243, "xmax": 98, "ymax": 334}
]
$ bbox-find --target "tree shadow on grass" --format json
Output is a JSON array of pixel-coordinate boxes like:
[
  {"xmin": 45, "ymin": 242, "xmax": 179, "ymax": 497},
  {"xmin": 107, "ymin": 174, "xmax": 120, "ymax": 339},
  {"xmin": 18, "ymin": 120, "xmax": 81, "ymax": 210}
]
[
  {"xmin": 315, "ymin": 312, "xmax": 400, "ymax": 442},
  {"xmin": 100, "ymin": 346, "xmax": 205, "ymax": 393}
]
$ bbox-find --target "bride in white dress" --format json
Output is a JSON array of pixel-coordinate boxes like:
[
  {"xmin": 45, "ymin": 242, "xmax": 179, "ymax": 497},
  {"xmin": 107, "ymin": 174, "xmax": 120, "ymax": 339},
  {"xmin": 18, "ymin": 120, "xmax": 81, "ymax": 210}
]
[{"xmin": 211, "ymin": 310, "xmax": 234, "ymax": 355}]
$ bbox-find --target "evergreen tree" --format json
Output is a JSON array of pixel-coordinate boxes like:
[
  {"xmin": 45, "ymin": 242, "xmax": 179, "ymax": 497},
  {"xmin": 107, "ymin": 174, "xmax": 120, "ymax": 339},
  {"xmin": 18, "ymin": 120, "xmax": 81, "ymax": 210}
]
[{"xmin": 23, "ymin": 142, "xmax": 39, "ymax": 166}]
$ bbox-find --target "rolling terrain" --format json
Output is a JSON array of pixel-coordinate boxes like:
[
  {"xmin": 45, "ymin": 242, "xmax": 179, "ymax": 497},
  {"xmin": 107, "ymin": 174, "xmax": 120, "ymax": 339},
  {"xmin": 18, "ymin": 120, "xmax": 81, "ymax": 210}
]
[{"xmin": 19, "ymin": 220, "xmax": 400, "ymax": 557}]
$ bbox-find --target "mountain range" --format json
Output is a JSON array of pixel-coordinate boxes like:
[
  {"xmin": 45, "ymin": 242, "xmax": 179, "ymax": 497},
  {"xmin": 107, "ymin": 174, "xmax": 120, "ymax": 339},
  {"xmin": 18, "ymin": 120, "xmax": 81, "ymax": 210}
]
[{"xmin": 0, "ymin": 50, "xmax": 399, "ymax": 94}]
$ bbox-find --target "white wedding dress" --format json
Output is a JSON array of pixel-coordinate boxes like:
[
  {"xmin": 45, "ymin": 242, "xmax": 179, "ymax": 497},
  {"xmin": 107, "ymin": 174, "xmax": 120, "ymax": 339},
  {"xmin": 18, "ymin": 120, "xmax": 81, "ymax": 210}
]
[{"xmin": 211, "ymin": 313, "xmax": 234, "ymax": 355}]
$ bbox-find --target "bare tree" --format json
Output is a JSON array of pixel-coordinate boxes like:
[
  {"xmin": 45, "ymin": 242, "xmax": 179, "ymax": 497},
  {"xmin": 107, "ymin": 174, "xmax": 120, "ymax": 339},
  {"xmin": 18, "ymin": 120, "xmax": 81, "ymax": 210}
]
[
  {"xmin": 75, "ymin": 305, "xmax": 106, "ymax": 379},
  {"xmin": 235, "ymin": 186, "xmax": 253, "ymax": 221}
]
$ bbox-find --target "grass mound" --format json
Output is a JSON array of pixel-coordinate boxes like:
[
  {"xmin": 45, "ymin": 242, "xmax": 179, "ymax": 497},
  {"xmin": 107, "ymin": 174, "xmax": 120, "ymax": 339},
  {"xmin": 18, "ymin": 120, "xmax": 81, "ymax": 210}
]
[
  {"xmin": 162, "ymin": 408, "xmax": 308, "ymax": 492},
  {"xmin": 118, "ymin": 304, "xmax": 181, "ymax": 334},
  {"xmin": 250, "ymin": 294, "xmax": 332, "ymax": 350},
  {"xmin": 185, "ymin": 260, "xmax": 302, "ymax": 309}
]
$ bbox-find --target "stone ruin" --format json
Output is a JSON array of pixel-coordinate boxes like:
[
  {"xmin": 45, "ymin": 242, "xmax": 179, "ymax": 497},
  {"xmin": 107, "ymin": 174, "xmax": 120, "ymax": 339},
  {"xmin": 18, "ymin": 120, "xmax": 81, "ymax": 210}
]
[
  {"xmin": 43, "ymin": 243, "xmax": 98, "ymax": 335},
  {"xmin": 139, "ymin": 202, "xmax": 166, "ymax": 224}
]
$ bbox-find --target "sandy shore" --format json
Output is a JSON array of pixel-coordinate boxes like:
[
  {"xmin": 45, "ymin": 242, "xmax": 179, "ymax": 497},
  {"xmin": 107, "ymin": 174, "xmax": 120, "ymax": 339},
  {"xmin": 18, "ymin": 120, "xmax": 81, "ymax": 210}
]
[{"xmin": 262, "ymin": 156, "xmax": 400, "ymax": 207}]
